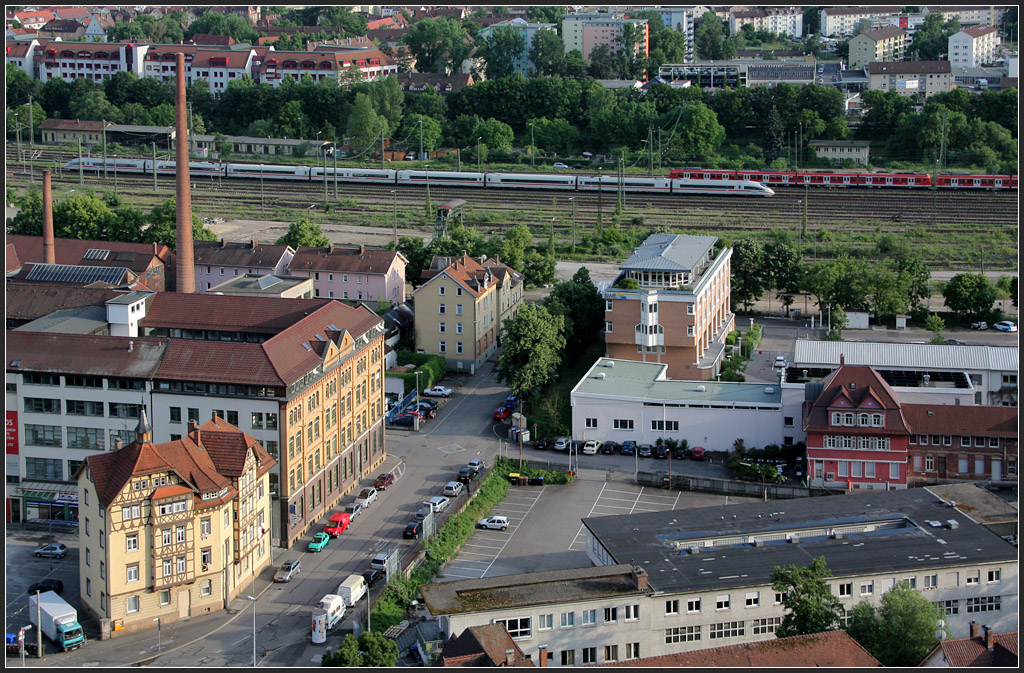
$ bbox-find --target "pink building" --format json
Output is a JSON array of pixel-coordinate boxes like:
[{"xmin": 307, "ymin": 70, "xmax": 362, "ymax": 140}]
[
  {"xmin": 288, "ymin": 244, "xmax": 407, "ymax": 304},
  {"xmin": 193, "ymin": 240, "xmax": 295, "ymax": 293}
]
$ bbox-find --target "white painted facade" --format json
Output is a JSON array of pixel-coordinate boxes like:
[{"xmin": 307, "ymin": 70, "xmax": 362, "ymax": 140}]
[{"xmin": 949, "ymin": 27, "xmax": 1001, "ymax": 68}]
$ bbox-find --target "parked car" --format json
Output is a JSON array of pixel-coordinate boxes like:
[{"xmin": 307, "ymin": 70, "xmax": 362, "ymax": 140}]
[
  {"xmin": 993, "ymin": 321, "xmax": 1017, "ymax": 332},
  {"xmin": 690, "ymin": 446, "xmax": 706, "ymax": 460},
  {"xmin": 373, "ymin": 473, "xmax": 396, "ymax": 490},
  {"xmin": 971, "ymin": 321, "xmax": 988, "ymax": 330},
  {"xmin": 654, "ymin": 445, "xmax": 670, "ymax": 459},
  {"xmin": 553, "ymin": 437, "xmax": 571, "ymax": 452},
  {"xmin": 362, "ymin": 568, "xmax": 381, "ymax": 588},
  {"xmin": 553, "ymin": 162, "xmax": 569, "ymax": 169},
  {"xmin": 442, "ymin": 481, "xmax": 465, "ymax": 498},
  {"xmin": 34, "ymin": 543, "xmax": 68, "ymax": 559},
  {"xmin": 274, "ymin": 560, "xmax": 301, "ymax": 582},
  {"xmin": 422, "ymin": 385, "xmax": 452, "ymax": 397},
  {"xmin": 28, "ymin": 579, "xmax": 64, "ymax": 595},
  {"xmin": 467, "ymin": 459, "xmax": 484, "ymax": 475},
  {"xmin": 355, "ymin": 487, "xmax": 378, "ymax": 508},
  {"xmin": 344, "ymin": 501, "xmax": 363, "ymax": 518},
  {"xmin": 308, "ymin": 532, "xmax": 331, "ymax": 552},
  {"xmin": 503, "ymin": 396, "xmax": 519, "ymax": 410},
  {"xmin": 535, "ymin": 437, "xmax": 553, "ymax": 450},
  {"xmin": 572, "ymin": 163, "xmax": 585, "ymax": 169},
  {"xmin": 323, "ymin": 511, "xmax": 352, "ymax": 537},
  {"xmin": 582, "ymin": 440, "xmax": 600, "ymax": 455},
  {"xmin": 620, "ymin": 440, "xmax": 636, "ymax": 456},
  {"xmin": 774, "ymin": 356, "xmax": 787, "ymax": 369},
  {"xmin": 638, "ymin": 444, "xmax": 653, "ymax": 458},
  {"xmin": 478, "ymin": 515, "xmax": 510, "ymax": 530},
  {"xmin": 944, "ymin": 339, "xmax": 966, "ymax": 345},
  {"xmin": 493, "ymin": 406, "xmax": 512, "ymax": 421},
  {"xmin": 457, "ymin": 466, "xmax": 473, "ymax": 484},
  {"xmin": 403, "ymin": 521, "xmax": 422, "ymax": 539},
  {"xmin": 391, "ymin": 413, "xmax": 416, "ymax": 427},
  {"xmin": 416, "ymin": 399, "xmax": 439, "ymax": 412},
  {"xmin": 601, "ymin": 440, "xmax": 618, "ymax": 455}
]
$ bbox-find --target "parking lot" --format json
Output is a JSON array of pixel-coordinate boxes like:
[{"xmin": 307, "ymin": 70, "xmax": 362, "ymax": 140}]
[{"xmin": 5, "ymin": 531, "xmax": 83, "ymax": 650}]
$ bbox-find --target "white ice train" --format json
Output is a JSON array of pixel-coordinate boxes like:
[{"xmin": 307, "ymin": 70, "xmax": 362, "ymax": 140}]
[{"xmin": 63, "ymin": 158, "xmax": 775, "ymax": 196}]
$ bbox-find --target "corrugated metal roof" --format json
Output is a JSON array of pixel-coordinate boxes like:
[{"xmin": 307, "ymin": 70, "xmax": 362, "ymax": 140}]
[
  {"xmin": 620, "ymin": 234, "xmax": 717, "ymax": 272},
  {"xmin": 794, "ymin": 340, "xmax": 1018, "ymax": 372}
]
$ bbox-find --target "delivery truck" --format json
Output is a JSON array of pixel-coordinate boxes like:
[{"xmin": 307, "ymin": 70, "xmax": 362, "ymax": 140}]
[
  {"xmin": 336, "ymin": 574, "xmax": 368, "ymax": 607},
  {"xmin": 29, "ymin": 591, "xmax": 85, "ymax": 651}
]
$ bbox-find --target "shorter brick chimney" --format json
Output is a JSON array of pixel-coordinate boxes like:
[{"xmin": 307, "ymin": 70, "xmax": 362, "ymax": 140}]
[
  {"xmin": 631, "ymin": 565, "xmax": 649, "ymax": 590},
  {"xmin": 359, "ymin": 244, "xmax": 365, "ymax": 256},
  {"xmin": 43, "ymin": 170, "xmax": 55, "ymax": 264},
  {"xmin": 970, "ymin": 621, "xmax": 979, "ymax": 638},
  {"xmin": 538, "ymin": 645, "xmax": 548, "ymax": 667},
  {"xmin": 984, "ymin": 625, "xmax": 994, "ymax": 650},
  {"xmin": 504, "ymin": 649, "xmax": 514, "ymax": 666},
  {"xmin": 188, "ymin": 420, "xmax": 200, "ymax": 445}
]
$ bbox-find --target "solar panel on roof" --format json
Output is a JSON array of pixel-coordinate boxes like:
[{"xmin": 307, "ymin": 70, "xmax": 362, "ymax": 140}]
[
  {"xmin": 328, "ymin": 324, "xmax": 339, "ymax": 331},
  {"xmin": 83, "ymin": 248, "xmax": 111, "ymax": 260},
  {"xmin": 256, "ymin": 275, "xmax": 281, "ymax": 289},
  {"xmin": 25, "ymin": 263, "xmax": 127, "ymax": 285}
]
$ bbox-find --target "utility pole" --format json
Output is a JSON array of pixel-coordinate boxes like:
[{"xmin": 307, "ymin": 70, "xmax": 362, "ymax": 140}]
[
  {"xmin": 323, "ymin": 150, "xmax": 328, "ymax": 204},
  {"xmin": 391, "ymin": 189, "xmax": 398, "ymax": 244},
  {"xmin": 569, "ymin": 197, "xmax": 576, "ymax": 253},
  {"xmin": 477, "ymin": 137, "xmax": 482, "ymax": 172},
  {"xmin": 152, "ymin": 142, "xmax": 158, "ymax": 192},
  {"xmin": 658, "ymin": 127, "xmax": 662, "ymax": 171},
  {"xmin": 939, "ymin": 108, "xmax": 948, "ymax": 170},
  {"xmin": 529, "ymin": 122, "xmax": 535, "ymax": 167},
  {"xmin": 27, "ymin": 94, "xmax": 33, "ymax": 149},
  {"xmin": 597, "ymin": 167, "xmax": 603, "ymax": 230},
  {"xmin": 77, "ymin": 138, "xmax": 84, "ymax": 185},
  {"xmin": 102, "ymin": 120, "xmax": 108, "ymax": 179},
  {"xmin": 380, "ymin": 127, "xmax": 386, "ymax": 170},
  {"xmin": 260, "ymin": 165, "xmax": 265, "ymax": 217},
  {"xmin": 418, "ymin": 119, "xmax": 423, "ymax": 162},
  {"xmin": 16, "ymin": 126, "xmax": 22, "ymax": 174},
  {"xmin": 648, "ymin": 126, "xmax": 653, "ymax": 177},
  {"xmin": 188, "ymin": 102, "xmax": 196, "ymax": 156},
  {"xmin": 333, "ymin": 147, "xmax": 338, "ymax": 199}
]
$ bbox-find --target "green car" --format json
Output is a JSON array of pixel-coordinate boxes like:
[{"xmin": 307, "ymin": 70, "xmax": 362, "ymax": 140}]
[{"xmin": 308, "ymin": 532, "xmax": 330, "ymax": 552}]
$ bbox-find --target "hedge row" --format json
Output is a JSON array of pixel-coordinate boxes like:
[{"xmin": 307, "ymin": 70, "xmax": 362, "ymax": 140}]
[{"xmin": 387, "ymin": 351, "xmax": 448, "ymax": 394}]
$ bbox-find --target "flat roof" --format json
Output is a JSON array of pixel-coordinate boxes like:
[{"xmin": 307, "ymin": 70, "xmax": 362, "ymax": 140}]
[
  {"xmin": 584, "ymin": 488, "xmax": 1017, "ymax": 595},
  {"xmin": 420, "ymin": 564, "xmax": 647, "ymax": 616},
  {"xmin": 208, "ymin": 274, "xmax": 312, "ymax": 294},
  {"xmin": 620, "ymin": 234, "xmax": 717, "ymax": 273},
  {"xmin": 572, "ymin": 358, "xmax": 782, "ymax": 405},
  {"xmin": 794, "ymin": 339, "xmax": 1018, "ymax": 373}
]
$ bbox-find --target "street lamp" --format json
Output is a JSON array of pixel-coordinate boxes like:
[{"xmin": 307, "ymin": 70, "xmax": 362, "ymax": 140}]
[
  {"xmin": 597, "ymin": 167, "xmax": 603, "ymax": 228},
  {"xmin": 568, "ymin": 197, "xmax": 576, "ymax": 253},
  {"xmin": 153, "ymin": 618, "xmax": 161, "ymax": 652},
  {"xmin": 20, "ymin": 625, "xmax": 32, "ymax": 667},
  {"xmin": 424, "ymin": 163, "xmax": 431, "ymax": 219},
  {"xmin": 418, "ymin": 119, "xmax": 423, "ymax": 162},
  {"xmin": 414, "ymin": 371, "xmax": 421, "ymax": 430},
  {"xmin": 247, "ymin": 595, "xmax": 257, "ymax": 667},
  {"xmin": 739, "ymin": 462, "xmax": 768, "ymax": 502},
  {"xmin": 476, "ymin": 137, "xmax": 482, "ymax": 172},
  {"xmin": 390, "ymin": 189, "xmax": 398, "ymax": 245}
]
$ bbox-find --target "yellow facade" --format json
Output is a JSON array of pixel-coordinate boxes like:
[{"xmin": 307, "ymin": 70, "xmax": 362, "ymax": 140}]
[{"xmin": 413, "ymin": 267, "xmax": 498, "ymax": 372}]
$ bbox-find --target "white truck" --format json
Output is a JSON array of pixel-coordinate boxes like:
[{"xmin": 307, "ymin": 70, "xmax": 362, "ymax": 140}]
[
  {"xmin": 29, "ymin": 591, "xmax": 85, "ymax": 651},
  {"xmin": 336, "ymin": 574, "xmax": 368, "ymax": 607}
]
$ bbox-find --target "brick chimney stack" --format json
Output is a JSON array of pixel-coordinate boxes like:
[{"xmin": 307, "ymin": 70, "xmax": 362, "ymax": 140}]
[
  {"xmin": 984, "ymin": 625, "xmax": 994, "ymax": 650},
  {"xmin": 538, "ymin": 645, "xmax": 548, "ymax": 667},
  {"xmin": 504, "ymin": 649, "xmax": 514, "ymax": 666},
  {"xmin": 42, "ymin": 170, "xmax": 55, "ymax": 264},
  {"xmin": 175, "ymin": 51, "xmax": 195, "ymax": 293},
  {"xmin": 970, "ymin": 621, "xmax": 979, "ymax": 638},
  {"xmin": 631, "ymin": 565, "xmax": 649, "ymax": 590}
]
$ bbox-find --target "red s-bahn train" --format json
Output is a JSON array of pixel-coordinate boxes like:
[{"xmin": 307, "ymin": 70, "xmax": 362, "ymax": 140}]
[{"xmin": 667, "ymin": 168, "xmax": 1018, "ymax": 190}]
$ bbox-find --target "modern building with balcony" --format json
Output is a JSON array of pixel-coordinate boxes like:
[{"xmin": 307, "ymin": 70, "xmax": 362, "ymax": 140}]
[{"xmin": 604, "ymin": 235, "xmax": 733, "ymax": 381}]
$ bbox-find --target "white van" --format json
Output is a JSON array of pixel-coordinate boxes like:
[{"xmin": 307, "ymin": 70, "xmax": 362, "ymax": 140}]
[
  {"xmin": 317, "ymin": 594, "xmax": 347, "ymax": 630},
  {"xmin": 337, "ymin": 574, "xmax": 368, "ymax": 607},
  {"xmin": 423, "ymin": 496, "xmax": 451, "ymax": 513}
]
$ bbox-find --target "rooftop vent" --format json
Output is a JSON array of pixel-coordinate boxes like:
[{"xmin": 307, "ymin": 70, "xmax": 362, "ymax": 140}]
[
  {"xmin": 603, "ymin": 360, "xmax": 616, "ymax": 367},
  {"xmin": 593, "ymin": 372, "xmax": 606, "ymax": 379},
  {"xmin": 947, "ymin": 520, "xmax": 959, "ymax": 530},
  {"xmin": 752, "ymin": 538, "xmax": 763, "ymax": 547},
  {"xmin": 764, "ymin": 386, "xmax": 775, "ymax": 394},
  {"xmin": 832, "ymin": 530, "xmax": 844, "ymax": 539},
  {"xmin": 789, "ymin": 533, "xmax": 801, "ymax": 544},
  {"xmin": 696, "ymin": 385, "xmax": 706, "ymax": 392},
  {"xmin": 688, "ymin": 545, "xmax": 700, "ymax": 555}
]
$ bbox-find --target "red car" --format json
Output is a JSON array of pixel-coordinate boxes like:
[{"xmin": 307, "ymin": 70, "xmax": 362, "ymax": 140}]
[
  {"xmin": 373, "ymin": 472, "xmax": 395, "ymax": 490},
  {"xmin": 323, "ymin": 511, "xmax": 351, "ymax": 537},
  {"xmin": 493, "ymin": 406, "xmax": 512, "ymax": 421},
  {"xmin": 690, "ymin": 446, "xmax": 705, "ymax": 461}
]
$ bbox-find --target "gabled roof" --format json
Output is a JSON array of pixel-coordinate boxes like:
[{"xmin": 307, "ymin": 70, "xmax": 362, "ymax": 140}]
[
  {"xmin": 197, "ymin": 415, "xmax": 275, "ymax": 479},
  {"xmin": 416, "ymin": 254, "xmax": 495, "ymax": 298},
  {"xmin": 41, "ymin": 19, "xmax": 85, "ymax": 32},
  {"xmin": 193, "ymin": 240, "xmax": 293, "ymax": 269},
  {"xmin": 7, "ymin": 234, "xmax": 171, "ymax": 271},
  {"xmin": 959, "ymin": 24, "xmax": 999, "ymax": 38},
  {"xmin": 141, "ymin": 293, "xmax": 333, "ymax": 334},
  {"xmin": 608, "ymin": 630, "xmax": 881, "ymax": 667},
  {"xmin": 288, "ymin": 245, "xmax": 404, "ymax": 275},
  {"xmin": 441, "ymin": 624, "xmax": 533, "ymax": 667},
  {"xmin": 804, "ymin": 364, "xmax": 910, "ymax": 434},
  {"xmin": 926, "ymin": 630, "xmax": 1018, "ymax": 666},
  {"xmin": 4, "ymin": 284, "xmax": 126, "ymax": 322},
  {"xmin": 156, "ymin": 339, "xmax": 285, "ymax": 386},
  {"xmin": 479, "ymin": 257, "xmax": 523, "ymax": 289},
  {"xmin": 6, "ymin": 332, "xmax": 168, "ymax": 379},
  {"xmin": 190, "ymin": 48, "xmax": 252, "ymax": 69},
  {"xmin": 902, "ymin": 404, "xmax": 1018, "ymax": 437}
]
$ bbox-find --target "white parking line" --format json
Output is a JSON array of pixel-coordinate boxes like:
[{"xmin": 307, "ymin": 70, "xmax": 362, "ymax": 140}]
[
  {"xmin": 471, "ymin": 487, "xmax": 545, "ymax": 579},
  {"xmin": 570, "ymin": 482, "xmax": 610, "ymax": 550}
]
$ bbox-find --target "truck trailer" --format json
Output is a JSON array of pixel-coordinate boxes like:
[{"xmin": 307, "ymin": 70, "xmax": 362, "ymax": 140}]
[{"xmin": 28, "ymin": 591, "xmax": 85, "ymax": 651}]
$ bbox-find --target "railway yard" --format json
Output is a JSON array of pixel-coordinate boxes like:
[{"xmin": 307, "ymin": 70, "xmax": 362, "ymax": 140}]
[{"xmin": 7, "ymin": 147, "xmax": 1018, "ymax": 270}]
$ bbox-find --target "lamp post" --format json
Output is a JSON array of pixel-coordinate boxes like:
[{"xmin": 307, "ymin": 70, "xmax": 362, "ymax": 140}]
[
  {"xmin": 476, "ymin": 137, "xmax": 482, "ymax": 172},
  {"xmin": 247, "ymin": 595, "xmax": 257, "ymax": 667},
  {"xmin": 424, "ymin": 163, "xmax": 431, "ymax": 219},
  {"xmin": 528, "ymin": 122, "xmax": 534, "ymax": 167},
  {"xmin": 366, "ymin": 586, "xmax": 372, "ymax": 634},
  {"xmin": 418, "ymin": 119, "xmax": 423, "ymax": 162},
  {"xmin": 390, "ymin": 189, "xmax": 398, "ymax": 245},
  {"xmin": 597, "ymin": 167, "xmax": 603, "ymax": 229},
  {"xmin": 153, "ymin": 618, "xmax": 161, "ymax": 652},
  {"xmin": 20, "ymin": 625, "xmax": 32, "ymax": 667},
  {"xmin": 414, "ymin": 371, "xmax": 421, "ymax": 430},
  {"xmin": 739, "ymin": 462, "xmax": 768, "ymax": 502}
]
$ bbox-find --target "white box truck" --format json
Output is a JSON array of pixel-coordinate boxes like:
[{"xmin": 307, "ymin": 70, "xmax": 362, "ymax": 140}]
[
  {"xmin": 29, "ymin": 591, "xmax": 85, "ymax": 651},
  {"xmin": 336, "ymin": 574, "xmax": 368, "ymax": 607},
  {"xmin": 318, "ymin": 594, "xmax": 347, "ymax": 630}
]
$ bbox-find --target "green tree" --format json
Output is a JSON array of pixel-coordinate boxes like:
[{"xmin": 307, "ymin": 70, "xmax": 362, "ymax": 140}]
[
  {"xmin": 543, "ymin": 267, "xmax": 604, "ymax": 353},
  {"xmin": 828, "ymin": 305, "xmax": 849, "ymax": 340},
  {"xmin": 185, "ymin": 11, "xmax": 258, "ymax": 43},
  {"xmin": 522, "ymin": 249, "xmax": 556, "ymax": 288},
  {"xmin": 276, "ymin": 217, "xmax": 330, "ymax": 248},
  {"xmin": 730, "ymin": 238, "xmax": 767, "ymax": 311},
  {"xmin": 392, "ymin": 236, "xmax": 431, "ymax": 285},
  {"xmin": 7, "ymin": 101, "xmax": 46, "ymax": 135},
  {"xmin": 70, "ymin": 88, "xmax": 123, "ymax": 123},
  {"xmin": 925, "ymin": 313, "xmax": 946, "ymax": 344},
  {"xmin": 401, "ymin": 114, "xmax": 442, "ymax": 152},
  {"xmin": 500, "ymin": 224, "xmax": 533, "ymax": 271},
  {"xmin": 322, "ymin": 633, "xmax": 363, "ymax": 666},
  {"xmin": 6, "ymin": 188, "xmax": 44, "ymax": 235},
  {"xmin": 368, "ymin": 74, "xmax": 405, "ymax": 136},
  {"xmin": 478, "ymin": 25, "xmax": 527, "ymax": 80},
  {"xmin": 943, "ymin": 273, "xmax": 997, "ymax": 318},
  {"xmin": 356, "ymin": 631, "xmax": 399, "ymax": 667},
  {"xmin": 563, "ymin": 50, "xmax": 588, "ymax": 78},
  {"xmin": 53, "ymin": 193, "xmax": 115, "ymax": 240},
  {"xmin": 479, "ymin": 117, "xmax": 514, "ymax": 150},
  {"xmin": 529, "ymin": 28, "xmax": 566, "ymax": 76},
  {"xmin": 764, "ymin": 240, "xmax": 802, "ymax": 315},
  {"xmin": 763, "ymin": 105, "xmax": 786, "ymax": 160},
  {"xmin": 771, "ymin": 556, "xmax": 844, "ymax": 638},
  {"xmin": 586, "ymin": 44, "xmax": 618, "ymax": 79},
  {"xmin": 668, "ymin": 102, "xmax": 725, "ymax": 160},
  {"xmin": 527, "ymin": 6, "xmax": 565, "ymax": 24},
  {"xmin": 347, "ymin": 92, "xmax": 385, "ymax": 154},
  {"xmin": 402, "ymin": 17, "xmax": 469, "ymax": 73},
  {"xmin": 845, "ymin": 581, "xmax": 943, "ymax": 667},
  {"xmin": 144, "ymin": 196, "xmax": 214, "ymax": 251},
  {"xmin": 495, "ymin": 303, "xmax": 567, "ymax": 397},
  {"xmin": 859, "ymin": 90, "xmax": 913, "ymax": 141}
]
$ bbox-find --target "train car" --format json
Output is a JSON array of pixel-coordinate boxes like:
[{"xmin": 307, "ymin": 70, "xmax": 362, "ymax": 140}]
[
  {"xmin": 485, "ymin": 172, "xmax": 576, "ymax": 189},
  {"xmin": 669, "ymin": 168, "xmax": 737, "ymax": 181},
  {"xmin": 397, "ymin": 170, "xmax": 486, "ymax": 187},
  {"xmin": 935, "ymin": 173, "xmax": 1016, "ymax": 189},
  {"xmin": 671, "ymin": 178, "xmax": 774, "ymax": 196},
  {"xmin": 225, "ymin": 162, "xmax": 309, "ymax": 180},
  {"xmin": 310, "ymin": 167, "xmax": 396, "ymax": 183},
  {"xmin": 575, "ymin": 175, "xmax": 622, "ymax": 192},
  {"xmin": 65, "ymin": 157, "xmax": 147, "ymax": 174},
  {"xmin": 582, "ymin": 176, "xmax": 672, "ymax": 193}
]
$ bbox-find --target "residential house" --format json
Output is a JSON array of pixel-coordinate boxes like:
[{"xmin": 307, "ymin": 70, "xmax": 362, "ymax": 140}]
[
  {"xmin": 413, "ymin": 254, "xmax": 500, "ymax": 373},
  {"xmin": 604, "ymin": 234, "xmax": 734, "ymax": 381},
  {"xmin": 848, "ymin": 26, "xmax": 906, "ymax": 68},
  {"xmin": 192, "ymin": 240, "xmax": 295, "ymax": 294},
  {"xmin": 37, "ymin": 119, "xmax": 114, "ymax": 146},
  {"xmin": 923, "ymin": 6, "xmax": 1009, "ymax": 27},
  {"xmin": 728, "ymin": 7, "xmax": 803, "ymax": 38},
  {"xmin": 477, "ymin": 256, "xmax": 524, "ymax": 332},
  {"xmin": 84, "ymin": 17, "xmax": 108, "ymax": 42},
  {"xmin": 903, "ymin": 404, "xmax": 1018, "ymax": 485},
  {"xmin": 77, "ymin": 413, "xmax": 275, "ymax": 634},
  {"xmin": 808, "ymin": 140, "xmax": 871, "ymax": 166},
  {"xmin": 866, "ymin": 60, "xmax": 952, "ymax": 98},
  {"xmin": 477, "ymin": 18, "xmax": 556, "ymax": 76},
  {"xmin": 255, "ymin": 49, "xmax": 397, "ymax": 85},
  {"xmin": 141, "ymin": 46, "xmax": 256, "ymax": 95},
  {"xmin": 819, "ymin": 6, "xmax": 900, "ymax": 37},
  {"xmin": 949, "ymin": 25, "xmax": 1001, "ymax": 68},
  {"xmin": 40, "ymin": 19, "xmax": 87, "ymax": 40},
  {"xmin": 803, "ymin": 362, "xmax": 912, "ymax": 490},
  {"xmin": 920, "ymin": 623, "xmax": 1017, "ymax": 666},
  {"xmin": 36, "ymin": 42, "xmax": 138, "ymax": 84},
  {"xmin": 287, "ymin": 244, "xmax": 407, "ymax": 304},
  {"xmin": 441, "ymin": 624, "xmax": 534, "ymax": 667},
  {"xmin": 10, "ymin": 9, "xmax": 56, "ymax": 30},
  {"xmin": 205, "ymin": 274, "xmax": 314, "ymax": 299}
]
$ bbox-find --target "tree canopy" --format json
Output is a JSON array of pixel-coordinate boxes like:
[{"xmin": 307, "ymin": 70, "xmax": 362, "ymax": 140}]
[
  {"xmin": 942, "ymin": 273, "xmax": 998, "ymax": 318},
  {"xmin": 845, "ymin": 581, "xmax": 944, "ymax": 667},
  {"xmin": 275, "ymin": 217, "xmax": 330, "ymax": 248},
  {"xmin": 495, "ymin": 303, "xmax": 567, "ymax": 397},
  {"xmin": 771, "ymin": 556, "xmax": 844, "ymax": 638}
]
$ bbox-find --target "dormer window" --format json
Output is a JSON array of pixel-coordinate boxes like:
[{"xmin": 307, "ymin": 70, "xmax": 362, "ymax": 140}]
[
  {"xmin": 831, "ymin": 412, "xmax": 842, "ymax": 425},
  {"xmin": 843, "ymin": 413, "xmax": 854, "ymax": 425},
  {"xmin": 858, "ymin": 413, "xmax": 869, "ymax": 426},
  {"xmin": 871, "ymin": 414, "xmax": 883, "ymax": 427}
]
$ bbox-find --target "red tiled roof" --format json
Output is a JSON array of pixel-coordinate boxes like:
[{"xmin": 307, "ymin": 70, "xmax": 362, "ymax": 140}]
[
  {"xmin": 193, "ymin": 240, "xmax": 292, "ymax": 268},
  {"xmin": 804, "ymin": 365, "xmax": 911, "ymax": 434},
  {"xmin": 932, "ymin": 631, "xmax": 1018, "ymax": 666},
  {"xmin": 157, "ymin": 340, "xmax": 286, "ymax": 386},
  {"xmin": 288, "ymin": 245, "xmax": 402, "ymax": 275},
  {"xmin": 49, "ymin": 7, "xmax": 93, "ymax": 22},
  {"xmin": 417, "ymin": 254, "xmax": 495, "ymax": 298},
  {"xmin": 142, "ymin": 293, "xmax": 332, "ymax": 334},
  {"xmin": 608, "ymin": 630, "xmax": 881, "ymax": 667},
  {"xmin": 197, "ymin": 415, "xmax": 274, "ymax": 478},
  {"xmin": 6, "ymin": 332, "xmax": 168, "ymax": 379},
  {"xmin": 190, "ymin": 49, "xmax": 252, "ymax": 69},
  {"xmin": 14, "ymin": 10, "xmax": 55, "ymax": 24},
  {"xmin": 902, "ymin": 404, "xmax": 1018, "ymax": 437},
  {"xmin": 441, "ymin": 623, "xmax": 533, "ymax": 667},
  {"xmin": 152, "ymin": 484, "xmax": 192, "ymax": 499},
  {"xmin": 6, "ymin": 41, "xmax": 36, "ymax": 58},
  {"xmin": 961, "ymin": 24, "xmax": 999, "ymax": 37},
  {"xmin": 190, "ymin": 33, "xmax": 235, "ymax": 46},
  {"xmin": 7, "ymin": 234, "xmax": 171, "ymax": 272},
  {"xmin": 42, "ymin": 19, "xmax": 86, "ymax": 33},
  {"xmin": 5, "ymin": 284, "xmax": 128, "ymax": 321}
]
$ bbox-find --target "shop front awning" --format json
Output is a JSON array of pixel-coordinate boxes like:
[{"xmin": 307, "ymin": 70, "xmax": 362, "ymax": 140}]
[{"xmin": 18, "ymin": 481, "xmax": 79, "ymax": 505}]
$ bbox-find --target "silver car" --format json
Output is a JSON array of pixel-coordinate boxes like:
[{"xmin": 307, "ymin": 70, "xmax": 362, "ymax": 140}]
[
  {"xmin": 34, "ymin": 542, "xmax": 69, "ymax": 559},
  {"xmin": 274, "ymin": 560, "xmax": 301, "ymax": 582}
]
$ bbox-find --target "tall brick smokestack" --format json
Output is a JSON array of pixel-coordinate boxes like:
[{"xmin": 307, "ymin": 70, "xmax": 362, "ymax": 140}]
[
  {"xmin": 175, "ymin": 51, "xmax": 195, "ymax": 293},
  {"xmin": 42, "ymin": 170, "xmax": 55, "ymax": 264}
]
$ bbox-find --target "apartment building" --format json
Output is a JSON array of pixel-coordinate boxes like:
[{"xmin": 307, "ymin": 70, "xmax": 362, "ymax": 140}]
[
  {"xmin": 477, "ymin": 18, "xmax": 556, "ymax": 76},
  {"xmin": 728, "ymin": 7, "xmax": 803, "ymax": 39},
  {"xmin": 422, "ymin": 488, "xmax": 1017, "ymax": 665},
  {"xmin": 819, "ymin": 6, "xmax": 900, "ymax": 37},
  {"xmin": 35, "ymin": 40, "xmax": 137, "ymax": 83},
  {"xmin": 866, "ymin": 60, "xmax": 952, "ymax": 98},
  {"xmin": 479, "ymin": 257, "xmax": 525, "ymax": 331},
  {"xmin": 629, "ymin": 6, "xmax": 695, "ymax": 62},
  {"xmin": 77, "ymin": 413, "xmax": 275, "ymax": 635},
  {"xmin": 848, "ymin": 26, "xmax": 907, "ymax": 68},
  {"xmin": 924, "ymin": 5, "xmax": 1009, "ymax": 27},
  {"xmin": 413, "ymin": 255, "xmax": 501, "ymax": 373},
  {"xmin": 562, "ymin": 14, "xmax": 650, "ymax": 62},
  {"xmin": 287, "ymin": 244, "xmax": 407, "ymax": 304},
  {"xmin": 6, "ymin": 290, "xmax": 388, "ymax": 547},
  {"xmin": 604, "ymin": 235, "xmax": 733, "ymax": 381},
  {"xmin": 141, "ymin": 45, "xmax": 256, "ymax": 94},
  {"xmin": 808, "ymin": 139, "xmax": 872, "ymax": 166},
  {"xmin": 254, "ymin": 49, "xmax": 398, "ymax": 85},
  {"xmin": 949, "ymin": 25, "xmax": 1001, "ymax": 68},
  {"xmin": 193, "ymin": 240, "xmax": 295, "ymax": 293},
  {"xmin": 903, "ymin": 404, "xmax": 1018, "ymax": 486}
]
